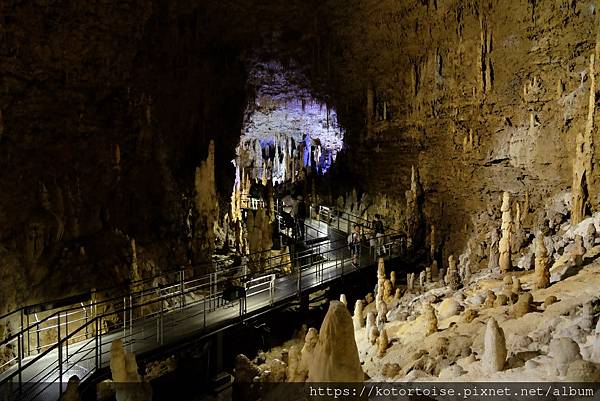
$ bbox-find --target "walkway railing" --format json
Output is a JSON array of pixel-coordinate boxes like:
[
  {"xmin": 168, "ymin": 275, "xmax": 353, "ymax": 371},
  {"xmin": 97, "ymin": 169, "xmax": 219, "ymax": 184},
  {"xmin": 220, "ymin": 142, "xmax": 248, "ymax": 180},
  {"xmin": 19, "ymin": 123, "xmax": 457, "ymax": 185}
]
[{"xmin": 0, "ymin": 206, "xmax": 405, "ymax": 401}]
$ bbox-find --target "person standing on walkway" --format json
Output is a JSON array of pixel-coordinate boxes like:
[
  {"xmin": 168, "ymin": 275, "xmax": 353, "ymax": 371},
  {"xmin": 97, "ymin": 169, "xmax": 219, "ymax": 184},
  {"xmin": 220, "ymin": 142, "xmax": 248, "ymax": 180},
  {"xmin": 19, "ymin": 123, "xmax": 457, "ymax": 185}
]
[
  {"xmin": 295, "ymin": 195, "xmax": 307, "ymax": 240},
  {"xmin": 349, "ymin": 224, "xmax": 361, "ymax": 267},
  {"xmin": 372, "ymin": 214, "xmax": 386, "ymax": 256}
]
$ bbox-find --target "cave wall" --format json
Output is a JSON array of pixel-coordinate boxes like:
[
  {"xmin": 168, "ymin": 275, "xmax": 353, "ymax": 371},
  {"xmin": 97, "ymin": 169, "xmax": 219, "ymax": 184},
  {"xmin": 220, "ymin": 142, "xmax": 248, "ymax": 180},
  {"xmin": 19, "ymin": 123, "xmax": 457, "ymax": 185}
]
[
  {"xmin": 0, "ymin": 0, "xmax": 249, "ymax": 312},
  {"xmin": 322, "ymin": 0, "xmax": 600, "ymax": 257},
  {"xmin": 2, "ymin": 0, "xmax": 598, "ymax": 312},
  {"xmin": 0, "ymin": 0, "xmax": 327, "ymax": 313}
]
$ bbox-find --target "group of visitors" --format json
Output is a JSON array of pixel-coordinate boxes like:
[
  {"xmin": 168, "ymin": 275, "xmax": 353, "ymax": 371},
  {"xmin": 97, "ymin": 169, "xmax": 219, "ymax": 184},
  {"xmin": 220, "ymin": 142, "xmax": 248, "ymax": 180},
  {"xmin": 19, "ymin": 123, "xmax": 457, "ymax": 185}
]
[{"xmin": 347, "ymin": 214, "xmax": 387, "ymax": 267}]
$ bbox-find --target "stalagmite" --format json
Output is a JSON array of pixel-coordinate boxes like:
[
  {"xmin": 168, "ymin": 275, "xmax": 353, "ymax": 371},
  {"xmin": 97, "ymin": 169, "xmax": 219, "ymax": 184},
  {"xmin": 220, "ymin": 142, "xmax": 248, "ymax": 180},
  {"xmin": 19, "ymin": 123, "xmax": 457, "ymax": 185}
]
[
  {"xmin": 109, "ymin": 340, "xmax": 152, "ymax": 401},
  {"xmin": 572, "ymin": 50, "xmax": 598, "ymax": 224},
  {"xmin": 286, "ymin": 345, "xmax": 307, "ymax": 382},
  {"xmin": 382, "ymin": 280, "xmax": 393, "ymax": 303},
  {"xmin": 300, "ymin": 328, "xmax": 318, "ymax": 376},
  {"xmin": 445, "ymin": 255, "xmax": 461, "ymax": 290},
  {"xmin": 585, "ymin": 223, "xmax": 597, "ymax": 249},
  {"xmin": 534, "ymin": 233, "xmax": 550, "ymax": 289},
  {"xmin": 378, "ymin": 329, "xmax": 389, "ymax": 357},
  {"xmin": 307, "ymin": 301, "xmax": 363, "ymax": 382},
  {"xmin": 58, "ymin": 376, "xmax": 80, "ymax": 401},
  {"xmin": 511, "ymin": 276, "xmax": 522, "ymax": 293},
  {"xmin": 499, "ymin": 192, "xmax": 513, "ymax": 274},
  {"xmin": 423, "ymin": 303, "xmax": 438, "ymax": 335},
  {"xmin": 366, "ymin": 312, "xmax": 377, "ymax": 337},
  {"xmin": 340, "ymin": 294, "xmax": 347, "ymax": 306},
  {"xmin": 488, "ymin": 229, "xmax": 500, "ymax": 270},
  {"xmin": 482, "ymin": 318, "xmax": 507, "ymax": 373},
  {"xmin": 513, "ymin": 292, "xmax": 534, "ymax": 318},
  {"xmin": 405, "ymin": 166, "xmax": 424, "ymax": 251},
  {"xmin": 353, "ymin": 300, "xmax": 364, "ymax": 330},
  {"xmin": 430, "ymin": 224, "xmax": 437, "ymax": 261},
  {"xmin": 484, "ymin": 290, "xmax": 496, "ymax": 308},
  {"xmin": 369, "ymin": 326, "xmax": 380, "ymax": 345},
  {"xmin": 390, "ymin": 271, "xmax": 397, "ymax": 289},
  {"xmin": 377, "ymin": 298, "xmax": 388, "ymax": 325},
  {"xmin": 407, "ymin": 273, "xmax": 415, "ymax": 291}
]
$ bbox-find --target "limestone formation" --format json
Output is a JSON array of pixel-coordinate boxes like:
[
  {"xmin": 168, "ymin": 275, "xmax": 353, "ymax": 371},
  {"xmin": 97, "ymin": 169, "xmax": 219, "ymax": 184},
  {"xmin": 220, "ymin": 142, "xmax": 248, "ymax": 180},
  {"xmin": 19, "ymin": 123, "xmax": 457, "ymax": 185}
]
[
  {"xmin": 423, "ymin": 303, "xmax": 438, "ymax": 335},
  {"xmin": 300, "ymin": 328, "xmax": 318, "ymax": 376},
  {"xmin": 377, "ymin": 299, "xmax": 388, "ymax": 324},
  {"xmin": 390, "ymin": 271, "xmax": 397, "ymax": 289},
  {"xmin": 585, "ymin": 223, "xmax": 598, "ymax": 249},
  {"xmin": 339, "ymin": 293, "xmax": 347, "ymax": 306},
  {"xmin": 429, "ymin": 224, "xmax": 437, "ymax": 261},
  {"xmin": 499, "ymin": 192, "xmax": 513, "ymax": 274},
  {"xmin": 534, "ymin": 233, "xmax": 551, "ymax": 289},
  {"xmin": 494, "ymin": 294, "xmax": 508, "ymax": 307},
  {"xmin": 381, "ymin": 363, "xmax": 402, "ymax": 378},
  {"xmin": 394, "ymin": 288, "xmax": 402, "ymax": 300},
  {"xmin": 463, "ymin": 309, "xmax": 478, "ymax": 323},
  {"xmin": 58, "ymin": 376, "xmax": 80, "ymax": 401},
  {"xmin": 580, "ymin": 302, "xmax": 594, "ymax": 331},
  {"xmin": 484, "ymin": 290, "xmax": 496, "ymax": 308},
  {"xmin": 419, "ymin": 270, "xmax": 426, "ymax": 288},
  {"xmin": 512, "ymin": 292, "xmax": 534, "ymax": 318},
  {"xmin": 352, "ymin": 300, "xmax": 364, "ymax": 330},
  {"xmin": 571, "ymin": 52, "xmax": 598, "ymax": 225},
  {"xmin": 378, "ymin": 329, "xmax": 389, "ymax": 357},
  {"xmin": 193, "ymin": 141, "xmax": 218, "ymax": 268},
  {"xmin": 365, "ymin": 312, "xmax": 377, "ymax": 339},
  {"xmin": 437, "ymin": 298, "xmax": 462, "ymax": 320},
  {"xmin": 566, "ymin": 360, "xmax": 600, "ymax": 382},
  {"xmin": 444, "ymin": 255, "xmax": 461, "ymax": 290},
  {"xmin": 307, "ymin": 301, "xmax": 363, "ymax": 382},
  {"xmin": 405, "ymin": 166, "xmax": 425, "ymax": 251},
  {"xmin": 109, "ymin": 340, "xmax": 152, "ymax": 401},
  {"xmin": 407, "ymin": 273, "xmax": 415, "ymax": 291},
  {"xmin": 511, "ymin": 276, "xmax": 522, "ymax": 293},
  {"xmin": 425, "ymin": 266, "xmax": 431, "ymax": 283},
  {"xmin": 482, "ymin": 318, "xmax": 507, "ymax": 373},
  {"xmin": 544, "ymin": 296, "xmax": 558, "ymax": 309},
  {"xmin": 382, "ymin": 280, "xmax": 393, "ymax": 303},
  {"xmin": 369, "ymin": 326, "xmax": 380, "ymax": 345},
  {"xmin": 233, "ymin": 354, "xmax": 261, "ymax": 401},
  {"xmin": 549, "ymin": 337, "xmax": 582, "ymax": 376}
]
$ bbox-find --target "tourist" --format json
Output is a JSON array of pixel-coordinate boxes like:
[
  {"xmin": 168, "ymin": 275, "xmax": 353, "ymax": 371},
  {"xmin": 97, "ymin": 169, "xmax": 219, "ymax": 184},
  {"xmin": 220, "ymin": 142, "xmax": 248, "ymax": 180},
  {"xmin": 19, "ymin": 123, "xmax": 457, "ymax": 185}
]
[
  {"xmin": 349, "ymin": 224, "xmax": 361, "ymax": 267},
  {"xmin": 372, "ymin": 214, "xmax": 386, "ymax": 255}
]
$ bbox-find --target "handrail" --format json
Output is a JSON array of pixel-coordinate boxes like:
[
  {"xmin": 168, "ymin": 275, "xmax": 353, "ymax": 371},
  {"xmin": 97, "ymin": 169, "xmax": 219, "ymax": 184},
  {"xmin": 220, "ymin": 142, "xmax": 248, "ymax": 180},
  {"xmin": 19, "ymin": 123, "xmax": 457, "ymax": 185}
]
[
  {"xmin": 0, "ymin": 207, "xmax": 402, "ymax": 400},
  {"xmin": 0, "ymin": 226, "xmax": 402, "ymax": 400}
]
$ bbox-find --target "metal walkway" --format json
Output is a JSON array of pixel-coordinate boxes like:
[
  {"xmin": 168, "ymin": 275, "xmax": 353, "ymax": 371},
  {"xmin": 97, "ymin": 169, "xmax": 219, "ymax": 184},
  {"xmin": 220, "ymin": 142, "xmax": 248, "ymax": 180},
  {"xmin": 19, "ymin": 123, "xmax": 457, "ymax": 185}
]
[{"xmin": 0, "ymin": 208, "xmax": 403, "ymax": 401}]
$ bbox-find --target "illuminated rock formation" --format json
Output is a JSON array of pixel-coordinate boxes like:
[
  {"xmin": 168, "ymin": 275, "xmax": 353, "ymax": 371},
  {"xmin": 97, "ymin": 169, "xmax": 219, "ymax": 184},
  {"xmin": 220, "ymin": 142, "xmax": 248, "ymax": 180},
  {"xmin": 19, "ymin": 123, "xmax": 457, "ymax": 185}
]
[
  {"xmin": 534, "ymin": 233, "xmax": 551, "ymax": 289},
  {"xmin": 482, "ymin": 318, "xmax": 506, "ymax": 373},
  {"xmin": 499, "ymin": 192, "xmax": 513, "ymax": 274},
  {"xmin": 307, "ymin": 301, "xmax": 363, "ymax": 382}
]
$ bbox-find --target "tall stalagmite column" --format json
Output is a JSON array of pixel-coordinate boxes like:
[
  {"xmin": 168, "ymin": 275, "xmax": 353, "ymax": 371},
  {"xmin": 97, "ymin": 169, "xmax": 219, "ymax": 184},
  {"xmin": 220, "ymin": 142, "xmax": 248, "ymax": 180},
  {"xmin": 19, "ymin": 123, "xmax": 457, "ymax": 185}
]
[
  {"xmin": 572, "ymin": 31, "xmax": 600, "ymax": 224},
  {"xmin": 405, "ymin": 166, "xmax": 425, "ymax": 251},
  {"xmin": 499, "ymin": 192, "xmax": 512, "ymax": 274}
]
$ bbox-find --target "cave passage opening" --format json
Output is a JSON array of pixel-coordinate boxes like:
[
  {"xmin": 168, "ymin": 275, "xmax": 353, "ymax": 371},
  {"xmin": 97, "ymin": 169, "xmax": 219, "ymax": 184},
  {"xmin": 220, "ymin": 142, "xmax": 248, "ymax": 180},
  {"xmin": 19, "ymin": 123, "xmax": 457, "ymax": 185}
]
[{"xmin": 230, "ymin": 60, "xmax": 344, "ymax": 221}]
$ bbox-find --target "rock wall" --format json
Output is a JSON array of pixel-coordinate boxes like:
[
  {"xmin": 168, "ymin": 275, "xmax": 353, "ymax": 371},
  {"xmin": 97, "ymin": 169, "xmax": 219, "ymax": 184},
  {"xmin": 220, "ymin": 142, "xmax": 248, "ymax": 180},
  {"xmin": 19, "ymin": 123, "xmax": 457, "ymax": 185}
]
[
  {"xmin": 323, "ymin": 0, "xmax": 600, "ymax": 257},
  {"xmin": 0, "ymin": 0, "xmax": 322, "ymax": 312}
]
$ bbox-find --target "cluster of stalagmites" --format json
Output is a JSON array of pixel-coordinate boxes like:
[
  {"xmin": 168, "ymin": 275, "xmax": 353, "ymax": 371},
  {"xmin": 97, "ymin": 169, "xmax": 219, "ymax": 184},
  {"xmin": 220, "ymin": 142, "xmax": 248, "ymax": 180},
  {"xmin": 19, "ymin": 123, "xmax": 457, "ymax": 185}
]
[
  {"xmin": 229, "ymin": 183, "xmax": 600, "ymax": 386},
  {"xmin": 232, "ymin": 301, "xmax": 363, "ymax": 401}
]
